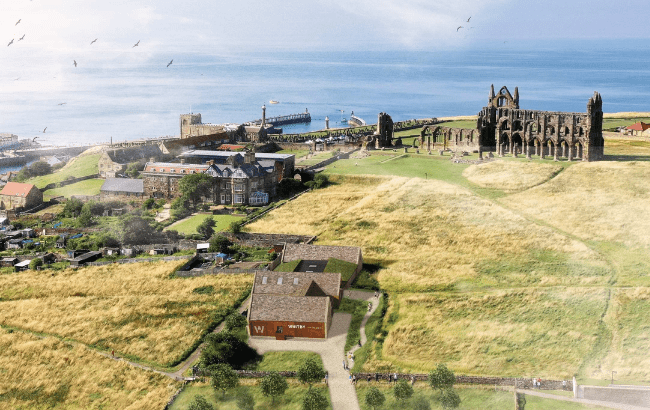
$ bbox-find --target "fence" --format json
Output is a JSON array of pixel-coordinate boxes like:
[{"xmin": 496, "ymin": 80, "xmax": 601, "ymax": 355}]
[
  {"xmin": 42, "ymin": 173, "xmax": 99, "ymax": 191},
  {"xmin": 222, "ymin": 232, "xmax": 315, "ymax": 248}
]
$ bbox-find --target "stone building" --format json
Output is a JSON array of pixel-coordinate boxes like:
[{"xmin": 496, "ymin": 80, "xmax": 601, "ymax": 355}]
[
  {"xmin": 247, "ymin": 270, "xmax": 341, "ymax": 339},
  {"xmin": 180, "ymin": 111, "xmax": 269, "ymax": 143},
  {"xmin": 624, "ymin": 122, "xmax": 650, "ymax": 137},
  {"xmin": 179, "ymin": 150, "xmax": 295, "ymax": 179},
  {"xmin": 160, "ymin": 132, "xmax": 231, "ymax": 156},
  {"xmin": 142, "ymin": 151, "xmax": 279, "ymax": 205},
  {"xmin": 100, "ymin": 178, "xmax": 145, "ymax": 201},
  {"xmin": 0, "ymin": 182, "xmax": 42, "ymax": 210},
  {"xmin": 476, "ymin": 85, "xmax": 604, "ymax": 161},
  {"xmin": 98, "ymin": 145, "xmax": 166, "ymax": 178},
  {"xmin": 416, "ymin": 85, "xmax": 604, "ymax": 161}
]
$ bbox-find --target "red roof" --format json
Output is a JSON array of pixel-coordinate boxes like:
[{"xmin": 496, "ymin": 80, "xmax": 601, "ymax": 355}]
[
  {"xmin": 626, "ymin": 122, "xmax": 650, "ymax": 131},
  {"xmin": 218, "ymin": 144, "xmax": 246, "ymax": 151},
  {"xmin": 0, "ymin": 182, "xmax": 37, "ymax": 197}
]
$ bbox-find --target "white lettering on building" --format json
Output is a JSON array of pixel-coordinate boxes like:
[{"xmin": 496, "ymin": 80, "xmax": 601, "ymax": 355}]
[
  {"xmin": 253, "ymin": 325, "xmax": 265, "ymax": 333},
  {"xmin": 288, "ymin": 325, "xmax": 305, "ymax": 329}
]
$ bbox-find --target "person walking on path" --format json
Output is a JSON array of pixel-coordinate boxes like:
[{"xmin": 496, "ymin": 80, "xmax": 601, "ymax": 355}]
[
  {"xmin": 111, "ymin": 350, "xmax": 114, "ymax": 358},
  {"xmin": 343, "ymin": 360, "xmax": 346, "ymax": 370},
  {"xmin": 325, "ymin": 372, "xmax": 328, "ymax": 386}
]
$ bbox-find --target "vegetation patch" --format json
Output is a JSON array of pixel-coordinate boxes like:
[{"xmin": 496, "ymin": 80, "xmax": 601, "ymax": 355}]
[
  {"xmin": 252, "ymin": 351, "xmax": 323, "ymax": 371},
  {"xmin": 43, "ymin": 178, "xmax": 104, "ymax": 199},
  {"xmin": 27, "ymin": 153, "xmax": 101, "ymax": 189},
  {"xmin": 164, "ymin": 213, "xmax": 244, "ymax": 235},
  {"xmin": 275, "ymin": 259, "xmax": 300, "ymax": 272},
  {"xmin": 324, "ymin": 258, "xmax": 358, "ymax": 282},
  {"xmin": 0, "ymin": 261, "xmax": 253, "ymax": 366},
  {"xmin": 336, "ymin": 298, "xmax": 368, "ymax": 354},
  {"xmin": 463, "ymin": 160, "xmax": 563, "ymax": 191},
  {"xmin": 0, "ymin": 329, "xmax": 179, "ymax": 409}
]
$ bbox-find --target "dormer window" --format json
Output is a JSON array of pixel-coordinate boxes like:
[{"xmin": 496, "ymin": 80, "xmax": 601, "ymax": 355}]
[
  {"xmin": 293, "ymin": 278, "xmax": 299, "ymax": 285},
  {"xmin": 262, "ymin": 276, "xmax": 267, "ymax": 284},
  {"xmin": 277, "ymin": 277, "xmax": 283, "ymax": 285}
]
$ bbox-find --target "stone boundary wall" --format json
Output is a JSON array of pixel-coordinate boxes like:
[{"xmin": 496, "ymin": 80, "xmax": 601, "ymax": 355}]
[
  {"xmin": 42, "ymin": 173, "xmax": 99, "ymax": 191},
  {"xmin": 164, "ymin": 382, "xmax": 188, "ymax": 410},
  {"xmin": 222, "ymin": 232, "xmax": 315, "ymax": 248},
  {"xmin": 191, "ymin": 369, "xmax": 572, "ymax": 391},
  {"xmin": 85, "ymin": 255, "xmax": 191, "ymax": 267},
  {"xmin": 301, "ymin": 148, "xmax": 359, "ymax": 171},
  {"xmin": 240, "ymin": 190, "xmax": 313, "ymax": 227},
  {"xmin": 176, "ymin": 267, "xmax": 265, "ymax": 277}
]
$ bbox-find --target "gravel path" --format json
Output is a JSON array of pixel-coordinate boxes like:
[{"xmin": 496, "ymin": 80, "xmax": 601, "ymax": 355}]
[
  {"xmin": 249, "ymin": 290, "xmax": 381, "ymax": 410},
  {"xmin": 517, "ymin": 389, "xmax": 650, "ymax": 410}
]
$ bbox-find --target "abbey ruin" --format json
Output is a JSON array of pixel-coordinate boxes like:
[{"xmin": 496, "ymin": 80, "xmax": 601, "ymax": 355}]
[{"xmin": 417, "ymin": 85, "xmax": 604, "ymax": 161}]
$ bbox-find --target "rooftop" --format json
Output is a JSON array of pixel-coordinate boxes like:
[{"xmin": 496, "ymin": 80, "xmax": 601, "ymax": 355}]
[
  {"xmin": 248, "ymin": 294, "xmax": 329, "ymax": 323},
  {"xmin": 252, "ymin": 271, "xmax": 341, "ymax": 299},
  {"xmin": 0, "ymin": 182, "xmax": 38, "ymax": 197},
  {"xmin": 100, "ymin": 178, "xmax": 144, "ymax": 194},
  {"xmin": 179, "ymin": 150, "xmax": 294, "ymax": 160},
  {"xmin": 282, "ymin": 243, "xmax": 362, "ymax": 266},
  {"xmin": 626, "ymin": 122, "xmax": 650, "ymax": 131}
]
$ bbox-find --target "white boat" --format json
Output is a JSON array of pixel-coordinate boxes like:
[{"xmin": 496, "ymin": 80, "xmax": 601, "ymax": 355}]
[{"xmin": 269, "ymin": 100, "xmax": 279, "ymax": 104}]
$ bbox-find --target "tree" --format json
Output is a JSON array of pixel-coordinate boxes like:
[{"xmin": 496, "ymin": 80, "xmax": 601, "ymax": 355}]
[
  {"xmin": 178, "ymin": 173, "xmax": 212, "ymax": 209},
  {"xmin": 63, "ymin": 198, "xmax": 84, "ymax": 217},
  {"xmin": 142, "ymin": 198, "xmax": 156, "ymax": 210},
  {"xmin": 197, "ymin": 217, "xmax": 216, "ymax": 239},
  {"xmin": 277, "ymin": 178, "xmax": 304, "ymax": 197},
  {"xmin": 200, "ymin": 331, "xmax": 259, "ymax": 369},
  {"xmin": 297, "ymin": 357, "xmax": 326, "ymax": 390},
  {"xmin": 209, "ymin": 234, "xmax": 232, "ymax": 253},
  {"xmin": 302, "ymin": 389, "xmax": 329, "ymax": 410},
  {"xmin": 28, "ymin": 161, "xmax": 52, "ymax": 177},
  {"xmin": 260, "ymin": 371, "xmax": 288, "ymax": 405},
  {"xmin": 394, "ymin": 379, "xmax": 414, "ymax": 402},
  {"xmin": 412, "ymin": 395, "xmax": 431, "ymax": 410},
  {"xmin": 225, "ymin": 312, "xmax": 247, "ymax": 331},
  {"xmin": 125, "ymin": 161, "xmax": 142, "ymax": 178},
  {"xmin": 428, "ymin": 364, "xmax": 455, "ymax": 393},
  {"xmin": 229, "ymin": 221, "xmax": 242, "ymax": 234},
  {"xmin": 119, "ymin": 216, "xmax": 155, "ymax": 245},
  {"xmin": 29, "ymin": 258, "xmax": 43, "ymax": 270},
  {"xmin": 440, "ymin": 388, "xmax": 461, "ymax": 409},
  {"xmin": 77, "ymin": 203, "xmax": 93, "ymax": 227},
  {"xmin": 236, "ymin": 388, "xmax": 255, "ymax": 410},
  {"xmin": 365, "ymin": 387, "xmax": 386, "ymax": 410},
  {"xmin": 210, "ymin": 363, "xmax": 239, "ymax": 398},
  {"xmin": 187, "ymin": 395, "xmax": 214, "ymax": 410}
]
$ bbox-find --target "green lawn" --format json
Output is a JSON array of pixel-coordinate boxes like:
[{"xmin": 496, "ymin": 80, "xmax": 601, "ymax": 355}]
[
  {"xmin": 28, "ymin": 154, "xmax": 101, "ymax": 189},
  {"xmin": 169, "ymin": 382, "xmax": 331, "ymax": 410},
  {"xmin": 42, "ymin": 178, "xmax": 104, "ymax": 200},
  {"xmin": 324, "ymin": 258, "xmax": 358, "ymax": 282},
  {"xmin": 523, "ymin": 393, "xmax": 610, "ymax": 409},
  {"xmin": 275, "ymin": 259, "xmax": 300, "ymax": 272},
  {"xmin": 335, "ymin": 297, "xmax": 368, "ymax": 354},
  {"xmin": 253, "ymin": 351, "xmax": 323, "ymax": 371},
  {"xmin": 164, "ymin": 214, "xmax": 244, "ymax": 235},
  {"xmin": 298, "ymin": 151, "xmax": 335, "ymax": 166}
]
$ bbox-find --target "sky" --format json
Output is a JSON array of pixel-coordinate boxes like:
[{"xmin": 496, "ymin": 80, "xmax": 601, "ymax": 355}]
[{"xmin": 1, "ymin": 0, "xmax": 648, "ymax": 55}]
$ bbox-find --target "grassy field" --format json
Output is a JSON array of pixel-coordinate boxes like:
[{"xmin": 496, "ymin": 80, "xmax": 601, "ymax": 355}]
[
  {"xmin": 164, "ymin": 213, "xmax": 244, "ymax": 235},
  {"xmin": 27, "ymin": 153, "xmax": 101, "ymax": 189},
  {"xmin": 253, "ymin": 351, "xmax": 323, "ymax": 371},
  {"xmin": 169, "ymin": 380, "xmax": 330, "ymax": 410},
  {"xmin": 276, "ymin": 148, "xmax": 310, "ymax": 159},
  {"xmin": 43, "ymin": 178, "xmax": 104, "ymax": 200},
  {"xmin": 297, "ymin": 151, "xmax": 336, "ymax": 166},
  {"xmin": 0, "ymin": 261, "xmax": 253, "ymax": 367},
  {"xmin": 0, "ymin": 328, "xmax": 180, "ymax": 409},
  {"xmin": 247, "ymin": 140, "xmax": 650, "ymax": 383}
]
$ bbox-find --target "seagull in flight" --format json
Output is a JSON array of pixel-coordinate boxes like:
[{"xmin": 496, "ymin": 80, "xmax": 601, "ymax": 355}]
[
  {"xmin": 167, "ymin": 59, "xmax": 173, "ymax": 67},
  {"xmin": 457, "ymin": 26, "xmax": 463, "ymax": 31},
  {"xmin": 18, "ymin": 35, "xmax": 25, "ymax": 41},
  {"xmin": 15, "ymin": 19, "xmax": 21, "ymax": 26},
  {"xmin": 57, "ymin": 102, "xmax": 67, "ymax": 106},
  {"xmin": 14, "ymin": 77, "xmax": 20, "ymax": 81},
  {"xmin": 73, "ymin": 60, "xmax": 77, "ymax": 67},
  {"xmin": 90, "ymin": 38, "xmax": 97, "ymax": 45},
  {"xmin": 133, "ymin": 40, "xmax": 140, "ymax": 48},
  {"xmin": 7, "ymin": 39, "xmax": 14, "ymax": 47},
  {"xmin": 467, "ymin": 17, "xmax": 471, "ymax": 22},
  {"xmin": 42, "ymin": 127, "xmax": 47, "ymax": 133}
]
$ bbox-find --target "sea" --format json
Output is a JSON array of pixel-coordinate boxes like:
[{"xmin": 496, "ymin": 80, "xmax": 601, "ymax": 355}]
[{"xmin": 2, "ymin": 39, "xmax": 650, "ymax": 146}]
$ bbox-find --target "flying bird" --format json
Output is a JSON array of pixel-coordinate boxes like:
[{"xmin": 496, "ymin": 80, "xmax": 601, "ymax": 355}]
[
  {"xmin": 7, "ymin": 39, "xmax": 14, "ymax": 47},
  {"xmin": 13, "ymin": 77, "xmax": 20, "ymax": 81},
  {"xmin": 42, "ymin": 127, "xmax": 47, "ymax": 133},
  {"xmin": 90, "ymin": 38, "xmax": 97, "ymax": 45},
  {"xmin": 15, "ymin": 19, "xmax": 21, "ymax": 26},
  {"xmin": 467, "ymin": 17, "xmax": 471, "ymax": 22},
  {"xmin": 18, "ymin": 34, "xmax": 25, "ymax": 41},
  {"xmin": 133, "ymin": 40, "xmax": 140, "ymax": 48},
  {"xmin": 457, "ymin": 26, "xmax": 463, "ymax": 31},
  {"xmin": 166, "ymin": 59, "xmax": 173, "ymax": 67},
  {"xmin": 57, "ymin": 102, "xmax": 67, "ymax": 106},
  {"xmin": 73, "ymin": 60, "xmax": 77, "ymax": 67}
]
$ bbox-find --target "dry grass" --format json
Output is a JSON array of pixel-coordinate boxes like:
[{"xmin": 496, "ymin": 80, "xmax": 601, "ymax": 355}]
[
  {"xmin": 0, "ymin": 328, "xmax": 180, "ymax": 409},
  {"xmin": 247, "ymin": 175, "xmax": 607, "ymax": 292},
  {"xmin": 583, "ymin": 288, "xmax": 650, "ymax": 382},
  {"xmin": 0, "ymin": 261, "xmax": 252, "ymax": 366},
  {"xmin": 506, "ymin": 161, "xmax": 650, "ymax": 248},
  {"xmin": 372, "ymin": 288, "xmax": 608, "ymax": 379},
  {"xmin": 463, "ymin": 160, "xmax": 562, "ymax": 191}
]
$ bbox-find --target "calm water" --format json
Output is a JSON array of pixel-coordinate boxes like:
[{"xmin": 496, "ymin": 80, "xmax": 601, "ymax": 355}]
[{"xmin": 2, "ymin": 40, "xmax": 650, "ymax": 146}]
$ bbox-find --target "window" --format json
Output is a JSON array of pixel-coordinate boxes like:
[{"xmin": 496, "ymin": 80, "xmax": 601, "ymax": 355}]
[
  {"xmin": 293, "ymin": 278, "xmax": 299, "ymax": 285},
  {"xmin": 234, "ymin": 184, "xmax": 244, "ymax": 192},
  {"xmin": 277, "ymin": 277, "xmax": 283, "ymax": 285},
  {"xmin": 276, "ymin": 326, "xmax": 283, "ymax": 334},
  {"xmin": 181, "ymin": 170, "xmax": 185, "ymax": 173},
  {"xmin": 262, "ymin": 276, "xmax": 267, "ymax": 284},
  {"xmin": 171, "ymin": 169, "xmax": 176, "ymax": 173},
  {"xmin": 234, "ymin": 194, "xmax": 244, "ymax": 204}
]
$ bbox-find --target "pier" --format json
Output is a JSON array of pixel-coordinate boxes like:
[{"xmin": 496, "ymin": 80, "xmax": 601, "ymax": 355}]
[{"xmin": 249, "ymin": 111, "xmax": 312, "ymax": 127}]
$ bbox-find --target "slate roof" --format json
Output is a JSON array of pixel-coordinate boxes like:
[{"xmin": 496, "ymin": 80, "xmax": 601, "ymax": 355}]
[
  {"xmin": 162, "ymin": 132, "xmax": 229, "ymax": 153},
  {"xmin": 142, "ymin": 162, "xmax": 209, "ymax": 174},
  {"xmin": 252, "ymin": 271, "xmax": 341, "ymax": 299},
  {"xmin": 282, "ymin": 243, "xmax": 362, "ymax": 266},
  {"xmin": 179, "ymin": 150, "xmax": 294, "ymax": 162},
  {"xmin": 205, "ymin": 161, "xmax": 274, "ymax": 179},
  {"xmin": 0, "ymin": 182, "xmax": 38, "ymax": 197},
  {"xmin": 248, "ymin": 294, "xmax": 329, "ymax": 323},
  {"xmin": 100, "ymin": 178, "xmax": 144, "ymax": 194}
]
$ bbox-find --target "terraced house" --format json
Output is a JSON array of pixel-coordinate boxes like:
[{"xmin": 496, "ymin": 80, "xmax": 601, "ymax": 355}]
[{"xmin": 141, "ymin": 151, "xmax": 278, "ymax": 205}]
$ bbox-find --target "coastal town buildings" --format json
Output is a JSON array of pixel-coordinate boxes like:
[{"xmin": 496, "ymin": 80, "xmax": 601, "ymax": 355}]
[
  {"xmin": 179, "ymin": 150, "xmax": 295, "ymax": 179},
  {"xmin": 624, "ymin": 122, "xmax": 650, "ymax": 137},
  {"xmin": 99, "ymin": 178, "xmax": 145, "ymax": 201},
  {"xmin": 98, "ymin": 145, "xmax": 165, "ymax": 178}
]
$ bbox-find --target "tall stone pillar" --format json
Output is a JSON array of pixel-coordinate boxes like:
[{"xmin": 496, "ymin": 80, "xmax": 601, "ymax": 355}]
[
  {"xmin": 568, "ymin": 144, "xmax": 573, "ymax": 161},
  {"xmin": 553, "ymin": 143, "xmax": 559, "ymax": 161},
  {"xmin": 526, "ymin": 143, "xmax": 531, "ymax": 159}
]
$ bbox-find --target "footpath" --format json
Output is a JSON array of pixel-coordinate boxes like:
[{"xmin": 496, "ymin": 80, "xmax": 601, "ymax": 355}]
[{"xmin": 516, "ymin": 389, "xmax": 650, "ymax": 410}]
